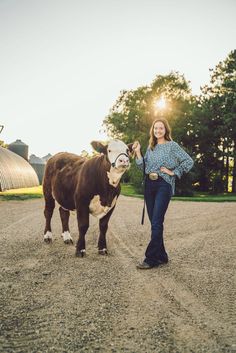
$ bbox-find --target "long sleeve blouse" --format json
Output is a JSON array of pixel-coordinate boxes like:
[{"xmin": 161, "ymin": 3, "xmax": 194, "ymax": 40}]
[{"xmin": 135, "ymin": 140, "xmax": 194, "ymax": 195}]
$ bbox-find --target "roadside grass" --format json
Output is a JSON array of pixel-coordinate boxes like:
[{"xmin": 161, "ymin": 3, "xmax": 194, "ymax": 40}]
[
  {"xmin": 1, "ymin": 184, "xmax": 236, "ymax": 202},
  {"xmin": 120, "ymin": 183, "xmax": 143, "ymax": 199},
  {"xmin": 0, "ymin": 186, "xmax": 43, "ymax": 201},
  {"xmin": 121, "ymin": 183, "xmax": 236, "ymax": 202}
]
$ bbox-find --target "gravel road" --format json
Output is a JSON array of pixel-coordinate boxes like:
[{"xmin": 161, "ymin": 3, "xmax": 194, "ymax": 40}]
[{"xmin": 0, "ymin": 197, "xmax": 235, "ymax": 353}]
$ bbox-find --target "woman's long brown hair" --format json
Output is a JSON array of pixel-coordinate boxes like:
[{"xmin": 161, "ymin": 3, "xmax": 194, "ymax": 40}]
[{"xmin": 149, "ymin": 118, "xmax": 172, "ymax": 150}]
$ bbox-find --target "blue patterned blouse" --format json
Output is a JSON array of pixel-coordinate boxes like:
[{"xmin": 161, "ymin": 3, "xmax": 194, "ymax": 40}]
[{"xmin": 136, "ymin": 141, "xmax": 194, "ymax": 195}]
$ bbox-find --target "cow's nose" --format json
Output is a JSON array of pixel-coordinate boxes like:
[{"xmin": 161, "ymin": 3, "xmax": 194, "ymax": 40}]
[{"xmin": 118, "ymin": 156, "xmax": 129, "ymax": 166}]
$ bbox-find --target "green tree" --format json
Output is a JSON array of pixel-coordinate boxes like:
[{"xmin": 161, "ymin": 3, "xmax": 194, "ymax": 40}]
[
  {"xmin": 0, "ymin": 140, "xmax": 7, "ymax": 148},
  {"xmin": 103, "ymin": 72, "xmax": 195, "ymax": 195},
  {"xmin": 199, "ymin": 50, "xmax": 236, "ymax": 192}
]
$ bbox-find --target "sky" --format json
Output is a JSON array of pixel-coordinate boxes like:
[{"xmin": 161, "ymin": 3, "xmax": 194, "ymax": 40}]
[{"xmin": 0, "ymin": 0, "xmax": 235, "ymax": 157}]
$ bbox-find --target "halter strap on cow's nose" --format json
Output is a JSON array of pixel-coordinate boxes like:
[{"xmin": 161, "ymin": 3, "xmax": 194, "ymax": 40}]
[{"xmin": 111, "ymin": 153, "xmax": 129, "ymax": 168}]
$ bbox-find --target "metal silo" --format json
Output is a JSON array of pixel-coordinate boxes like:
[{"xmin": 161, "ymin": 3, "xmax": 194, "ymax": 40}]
[
  {"xmin": 0, "ymin": 147, "xmax": 39, "ymax": 191},
  {"xmin": 29, "ymin": 154, "xmax": 46, "ymax": 184},
  {"xmin": 42, "ymin": 153, "xmax": 52, "ymax": 162},
  {"xmin": 8, "ymin": 139, "xmax": 29, "ymax": 161}
]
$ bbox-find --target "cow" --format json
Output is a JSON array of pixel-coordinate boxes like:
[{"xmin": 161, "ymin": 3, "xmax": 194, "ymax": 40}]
[{"xmin": 43, "ymin": 139, "xmax": 133, "ymax": 257}]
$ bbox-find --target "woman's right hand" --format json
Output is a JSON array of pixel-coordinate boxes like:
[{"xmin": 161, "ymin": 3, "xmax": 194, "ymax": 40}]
[
  {"xmin": 132, "ymin": 141, "xmax": 142, "ymax": 159},
  {"xmin": 132, "ymin": 141, "xmax": 141, "ymax": 154}
]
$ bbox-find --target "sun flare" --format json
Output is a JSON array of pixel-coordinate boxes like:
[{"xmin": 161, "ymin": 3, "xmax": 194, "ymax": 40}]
[{"xmin": 154, "ymin": 96, "xmax": 166, "ymax": 110}]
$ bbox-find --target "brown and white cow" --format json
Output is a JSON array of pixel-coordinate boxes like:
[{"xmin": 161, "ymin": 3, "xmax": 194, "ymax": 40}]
[{"xmin": 43, "ymin": 139, "xmax": 133, "ymax": 257}]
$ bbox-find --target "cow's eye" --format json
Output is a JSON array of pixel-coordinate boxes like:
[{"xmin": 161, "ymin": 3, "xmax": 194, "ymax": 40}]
[{"xmin": 108, "ymin": 149, "xmax": 111, "ymax": 153}]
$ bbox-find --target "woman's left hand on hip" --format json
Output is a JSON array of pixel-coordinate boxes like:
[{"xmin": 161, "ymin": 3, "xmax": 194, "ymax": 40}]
[{"xmin": 160, "ymin": 167, "xmax": 174, "ymax": 176}]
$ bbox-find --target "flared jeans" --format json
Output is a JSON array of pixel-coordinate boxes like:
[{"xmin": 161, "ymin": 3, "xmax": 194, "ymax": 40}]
[{"xmin": 144, "ymin": 176, "xmax": 172, "ymax": 266}]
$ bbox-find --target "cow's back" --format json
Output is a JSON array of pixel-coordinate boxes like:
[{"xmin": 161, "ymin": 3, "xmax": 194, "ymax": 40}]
[{"xmin": 43, "ymin": 152, "xmax": 86, "ymax": 211}]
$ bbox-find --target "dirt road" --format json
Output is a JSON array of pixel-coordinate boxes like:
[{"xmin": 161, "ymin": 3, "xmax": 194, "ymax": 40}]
[{"xmin": 0, "ymin": 197, "xmax": 235, "ymax": 353}]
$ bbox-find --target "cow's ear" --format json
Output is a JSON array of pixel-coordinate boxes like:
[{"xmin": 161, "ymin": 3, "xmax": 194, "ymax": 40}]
[
  {"xmin": 127, "ymin": 143, "xmax": 134, "ymax": 152},
  {"xmin": 91, "ymin": 141, "xmax": 107, "ymax": 154},
  {"xmin": 126, "ymin": 142, "xmax": 136, "ymax": 157}
]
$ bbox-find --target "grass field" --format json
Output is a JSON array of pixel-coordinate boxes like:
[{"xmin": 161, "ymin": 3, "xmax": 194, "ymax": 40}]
[
  {"xmin": 0, "ymin": 186, "xmax": 43, "ymax": 201},
  {"xmin": 121, "ymin": 184, "xmax": 236, "ymax": 202},
  {"xmin": 1, "ymin": 184, "xmax": 236, "ymax": 202}
]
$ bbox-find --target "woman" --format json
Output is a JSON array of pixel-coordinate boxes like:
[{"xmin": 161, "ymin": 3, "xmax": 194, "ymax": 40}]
[{"xmin": 133, "ymin": 118, "xmax": 194, "ymax": 269}]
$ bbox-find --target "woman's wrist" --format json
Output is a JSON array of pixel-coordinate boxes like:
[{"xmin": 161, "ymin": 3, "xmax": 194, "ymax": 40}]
[
  {"xmin": 135, "ymin": 151, "xmax": 142, "ymax": 159},
  {"xmin": 160, "ymin": 167, "xmax": 175, "ymax": 176}
]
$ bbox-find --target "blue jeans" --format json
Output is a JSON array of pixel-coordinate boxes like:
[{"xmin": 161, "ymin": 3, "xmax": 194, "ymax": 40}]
[{"xmin": 144, "ymin": 176, "xmax": 172, "ymax": 266}]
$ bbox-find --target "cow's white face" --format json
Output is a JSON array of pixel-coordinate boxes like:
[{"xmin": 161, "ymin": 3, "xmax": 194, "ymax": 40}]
[
  {"xmin": 106, "ymin": 140, "xmax": 130, "ymax": 187},
  {"xmin": 91, "ymin": 139, "xmax": 132, "ymax": 188},
  {"xmin": 107, "ymin": 140, "xmax": 130, "ymax": 170}
]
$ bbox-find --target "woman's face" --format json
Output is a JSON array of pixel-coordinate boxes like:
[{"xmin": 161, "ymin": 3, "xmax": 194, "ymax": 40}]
[{"xmin": 153, "ymin": 121, "xmax": 166, "ymax": 139}]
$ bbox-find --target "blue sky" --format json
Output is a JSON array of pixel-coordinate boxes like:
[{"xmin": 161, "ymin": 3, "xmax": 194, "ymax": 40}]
[{"xmin": 0, "ymin": 0, "xmax": 235, "ymax": 157}]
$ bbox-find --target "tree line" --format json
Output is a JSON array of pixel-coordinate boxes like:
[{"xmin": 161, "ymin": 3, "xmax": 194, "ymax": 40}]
[{"xmin": 103, "ymin": 50, "xmax": 236, "ymax": 195}]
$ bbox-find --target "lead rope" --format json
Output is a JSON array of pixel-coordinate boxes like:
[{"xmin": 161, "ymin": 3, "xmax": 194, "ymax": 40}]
[{"xmin": 141, "ymin": 151, "xmax": 146, "ymax": 225}]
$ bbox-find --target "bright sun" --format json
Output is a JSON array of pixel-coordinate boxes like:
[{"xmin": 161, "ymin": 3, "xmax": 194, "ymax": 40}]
[{"xmin": 154, "ymin": 96, "xmax": 166, "ymax": 110}]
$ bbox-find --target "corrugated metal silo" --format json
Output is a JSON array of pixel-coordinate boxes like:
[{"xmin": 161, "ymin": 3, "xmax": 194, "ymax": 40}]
[
  {"xmin": 29, "ymin": 154, "xmax": 46, "ymax": 184},
  {"xmin": 42, "ymin": 153, "xmax": 52, "ymax": 162},
  {"xmin": 8, "ymin": 139, "xmax": 29, "ymax": 161},
  {"xmin": 0, "ymin": 147, "xmax": 39, "ymax": 191}
]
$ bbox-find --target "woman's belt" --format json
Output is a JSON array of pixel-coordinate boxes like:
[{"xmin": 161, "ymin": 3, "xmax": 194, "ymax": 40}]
[{"xmin": 146, "ymin": 172, "xmax": 159, "ymax": 180}]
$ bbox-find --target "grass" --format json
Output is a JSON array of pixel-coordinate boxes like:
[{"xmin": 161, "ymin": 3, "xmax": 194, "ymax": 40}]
[
  {"xmin": 120, "ymin": 184, "xmax": 144, "ymax": 199},
  {"xmin": 0, "ymin": 186, "xmax": 43, "ymax": 201},
  {"xmin": 172, "ymin": 194, "xmax": 236, "ymax": 202},
  {"xmin": 1, "ymin": 184, "xmax": 236, "ymax": 202},
  {"xmin": 121, "ymin": 183, "xmax": 236, "ymax": 202}
]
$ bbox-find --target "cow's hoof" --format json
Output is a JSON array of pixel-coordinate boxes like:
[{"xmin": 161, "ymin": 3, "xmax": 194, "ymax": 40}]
[
  {"xmin": 62, "ymin": 231, "xmax": 73, "ymax": 244},
  {"xmin": 76, "ymin": 249, "xmax": 86, "ymax": 257},
  {"xmin": 98, "ymin": 248, "xmax": 108, "ymax": 255},
  {"xmin": 44, "ymin": 231, "xmax": 53, "ymax": 243},
  {"xmin": 64, "ymin": 239, "xmax": 73, "ymax": 245}
]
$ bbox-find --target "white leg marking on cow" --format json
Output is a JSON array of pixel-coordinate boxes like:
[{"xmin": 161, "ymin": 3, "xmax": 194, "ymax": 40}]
[
  {"xmin": 80, "ymin": 249, "xmax": 86, "ymax": 257},
  {"xmin": 44, "ymin": 231, "xmax": 53, "ymax": 242},
  {"xmin": 62, "ymin": 231, "xmax": 73, "ymax": 244},
  {"xmin": 98, "ymin": 248, "xmax": 108, "ymax": 255}
]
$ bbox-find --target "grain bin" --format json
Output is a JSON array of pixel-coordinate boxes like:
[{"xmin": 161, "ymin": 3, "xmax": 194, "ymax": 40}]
[
  {"xmin": 29, "ymin": 154, "xmax": 46, "ymax": 184},
  {"xmin": 42, "ymin": 153, "xmax": 52, "ymax": 162},
  {"xmin": 0, "ymin": 147, "xmax": 39, "ymax": 191},
  {"xmin": 8, "ymin": 139, "xmax": 29, "ymax": 161}
]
